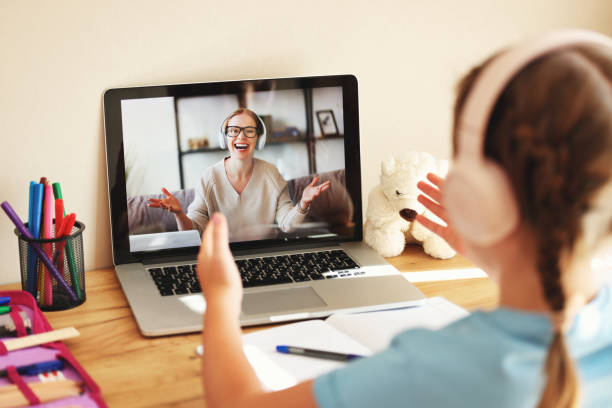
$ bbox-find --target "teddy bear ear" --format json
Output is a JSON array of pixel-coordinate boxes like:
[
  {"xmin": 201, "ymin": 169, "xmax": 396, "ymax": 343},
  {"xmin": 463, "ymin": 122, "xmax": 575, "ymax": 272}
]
[{"xmin": 381, "ymin": 156, "xmax": 396, "ymax": 176}]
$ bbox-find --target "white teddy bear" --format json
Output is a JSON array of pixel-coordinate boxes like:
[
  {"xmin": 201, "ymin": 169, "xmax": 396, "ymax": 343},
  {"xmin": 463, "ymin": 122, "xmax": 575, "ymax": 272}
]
[{"xmin": 364, "ymin": 151, "xmax": 456, "ymax": 259}]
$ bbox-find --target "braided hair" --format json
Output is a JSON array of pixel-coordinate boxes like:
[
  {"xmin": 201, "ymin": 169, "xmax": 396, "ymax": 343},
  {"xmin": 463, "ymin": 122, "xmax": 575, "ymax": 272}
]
[{"xmin": 454, "ymin": 45, "xmax": 612, "ymax": 408}]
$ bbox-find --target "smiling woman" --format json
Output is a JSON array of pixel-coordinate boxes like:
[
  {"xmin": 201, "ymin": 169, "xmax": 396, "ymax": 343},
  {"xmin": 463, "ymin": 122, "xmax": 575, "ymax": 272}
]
[{"xmin": 147, "ymin": 108, "xmax": 332, "ymax": 242}]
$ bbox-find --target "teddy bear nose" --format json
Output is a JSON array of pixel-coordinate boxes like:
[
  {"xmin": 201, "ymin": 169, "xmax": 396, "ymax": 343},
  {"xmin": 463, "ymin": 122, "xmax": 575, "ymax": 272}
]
[
  {"xmin": 400, "ymin": 208, "xmax": 417, "ymax": 222},
  {"xmin": 395, "ymin": 190, "xmax": 403, "ymax": 196}
]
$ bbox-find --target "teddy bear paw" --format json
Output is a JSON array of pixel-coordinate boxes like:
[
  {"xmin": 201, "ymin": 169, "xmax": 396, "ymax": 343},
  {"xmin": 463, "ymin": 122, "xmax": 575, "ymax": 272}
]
[
  {"xmin": 422, "ymin": 235, "xmax": 456, "ymax": 259},
  {"xmin": 365, "ymin": 226, "xmax": 406, "ymax": 258}
]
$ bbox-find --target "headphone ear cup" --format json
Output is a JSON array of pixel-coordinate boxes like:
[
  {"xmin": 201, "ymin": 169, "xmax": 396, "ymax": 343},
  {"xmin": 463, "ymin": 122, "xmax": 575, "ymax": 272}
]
[
  {"xmin": 443, "ymin": 159, "xmax": 519, "ymax": 246},
  {"xmin": 256, "ymin": 116, "xmax": 267, "ymax": 150},
  {"xmin": 218, "ymin": 126, "xmax": 227, "ymax": 149}
]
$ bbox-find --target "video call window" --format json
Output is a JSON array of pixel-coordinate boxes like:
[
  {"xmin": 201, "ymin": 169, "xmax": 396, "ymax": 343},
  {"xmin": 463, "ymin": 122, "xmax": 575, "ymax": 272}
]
[{"xmin": 120, "ymin": 86, "xmax": 355, "ymax": 252}]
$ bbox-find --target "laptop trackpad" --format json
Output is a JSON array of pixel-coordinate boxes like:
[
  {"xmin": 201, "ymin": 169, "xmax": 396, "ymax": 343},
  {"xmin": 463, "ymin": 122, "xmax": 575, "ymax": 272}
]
[{"xmin": 242, "ymin": 287, "xmax": 327, "ymax": 315}]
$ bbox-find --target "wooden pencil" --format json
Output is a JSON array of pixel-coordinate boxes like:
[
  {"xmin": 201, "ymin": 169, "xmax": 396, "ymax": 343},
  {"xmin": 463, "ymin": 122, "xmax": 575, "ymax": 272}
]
[{"xmin": 2, "ymin": 327, "xmax": 80, "ymax": 352}]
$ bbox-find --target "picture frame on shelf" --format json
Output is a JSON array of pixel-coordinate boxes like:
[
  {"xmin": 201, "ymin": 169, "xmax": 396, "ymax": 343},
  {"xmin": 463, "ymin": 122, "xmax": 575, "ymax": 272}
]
[{"xmin": 316, "ymin": 110, "xmax": 339, "ymax": 137}]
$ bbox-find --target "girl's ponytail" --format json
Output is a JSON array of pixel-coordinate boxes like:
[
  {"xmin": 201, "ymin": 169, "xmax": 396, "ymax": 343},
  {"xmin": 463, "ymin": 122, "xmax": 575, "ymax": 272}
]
[{"xmin": 537, "ymin": 331, "xmax": 579, "ymax": 408}]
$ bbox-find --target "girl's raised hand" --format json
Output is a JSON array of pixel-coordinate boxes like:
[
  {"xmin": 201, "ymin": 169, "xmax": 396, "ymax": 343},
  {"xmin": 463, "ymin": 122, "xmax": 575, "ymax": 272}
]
[
  {"xmin": 197, "ymin": 213, "xmax": 243, "ymax": 316},
  {"xmin": 416, "ymin": 173, "xmax": 466, "ymax": 256}
]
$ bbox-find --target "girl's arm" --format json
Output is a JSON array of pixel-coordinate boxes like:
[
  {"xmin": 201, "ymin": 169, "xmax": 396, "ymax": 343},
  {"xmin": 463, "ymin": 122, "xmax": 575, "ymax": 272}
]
[{"xmin": 198, "ymin": 213, "xmax": 318, "ymax": 408}]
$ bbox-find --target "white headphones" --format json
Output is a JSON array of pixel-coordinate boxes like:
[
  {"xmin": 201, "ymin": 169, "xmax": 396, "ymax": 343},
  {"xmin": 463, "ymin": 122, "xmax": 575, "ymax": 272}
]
[
  {"xmin": 443, "ymin": 29, "xmax": 612, "ymax": 246},
  {"xmin": 218, "ymin": 109, "xmax": 267, "ymax": 150}
]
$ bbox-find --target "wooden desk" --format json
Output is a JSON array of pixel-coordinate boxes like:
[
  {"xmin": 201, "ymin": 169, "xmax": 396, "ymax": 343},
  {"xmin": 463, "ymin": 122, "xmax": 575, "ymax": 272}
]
[{"xmin": 1, "ymin": 245, "xmax": 498, "ymax": 407}]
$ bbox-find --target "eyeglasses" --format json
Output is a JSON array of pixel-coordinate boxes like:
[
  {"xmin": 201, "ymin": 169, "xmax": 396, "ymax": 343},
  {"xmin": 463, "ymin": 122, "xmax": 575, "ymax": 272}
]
[{"xmin": 225, "ymin": 126, "xmax": 258, "ymax": 138}]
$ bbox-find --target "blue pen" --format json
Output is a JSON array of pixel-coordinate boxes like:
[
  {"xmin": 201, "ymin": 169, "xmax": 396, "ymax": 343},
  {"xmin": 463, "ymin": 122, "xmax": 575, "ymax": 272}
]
[
  {"xmin": 276, "ymin": 345, "xmax": 364, "ymax": 362},
  {"xmin": 0, "ymin": 297, "xmax": 9, "ymax": 306},
  {"xmin": 26, "ymin": 183, "xmax": 44, "ymax": 296},
  {"xmin": 0, "ymin": 360, "xmax": 65, "ymax": 377}
]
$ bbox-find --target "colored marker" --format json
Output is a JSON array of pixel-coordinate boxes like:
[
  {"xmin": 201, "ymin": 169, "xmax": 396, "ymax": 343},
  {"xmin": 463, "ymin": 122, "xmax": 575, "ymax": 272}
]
[
  {"xmin": 275, "ymin": 345, "xmax": 364, "ymax": 362},
  {"xmin": 1, "ymin": 201, "xmax": 77, "ymax": 301},
  {"xmin": 38, "ymin": 177, "xmax": 47, "ymax": 303},
  {"xmin": 26, "ymin": 182, "xmax": 43, "ymax": 296},
  {"xmin": 55, "ymin": 199, "xmax": 64, "ymax": 235},
  {"xmin": 0, "ymin": 306, "xmax": 10, "ymax": 315},
  {"xmin": 43, "ymin": 183, "xmax": 54, "ymax": 305},
  {"xmin": 52, "ymin": 182, "xmax": 82, "ymax": 300},
  {"xmin": 52, "ymin": 213, "xmax": 76, "ymax": 268},
  {"xmin": 0, "ymin": 297, "xmax": 9, "ymax": 306},
  {"xmin": 54, "ymin": 199, "xmax": 66, "ymax": 278}
]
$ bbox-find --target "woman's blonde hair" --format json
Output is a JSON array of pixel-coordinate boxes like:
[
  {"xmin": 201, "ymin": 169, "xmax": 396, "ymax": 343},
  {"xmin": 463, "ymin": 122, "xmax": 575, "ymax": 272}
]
[{"xmin": 453, "ymin": 45, "xmax": 612, "ymax": 408}]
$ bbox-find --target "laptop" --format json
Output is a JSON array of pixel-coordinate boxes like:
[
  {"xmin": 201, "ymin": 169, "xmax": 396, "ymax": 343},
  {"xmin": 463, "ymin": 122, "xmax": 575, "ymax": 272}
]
[{"xmin": 102, "ymin": 74, "xmax": 425, "ymax": 336}]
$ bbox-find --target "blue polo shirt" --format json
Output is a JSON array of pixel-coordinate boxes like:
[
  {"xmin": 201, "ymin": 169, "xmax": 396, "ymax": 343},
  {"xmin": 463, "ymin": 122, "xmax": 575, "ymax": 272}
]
[{"xmin": 314, "ymin": 285, "xmax": 612, "ymax": 408}]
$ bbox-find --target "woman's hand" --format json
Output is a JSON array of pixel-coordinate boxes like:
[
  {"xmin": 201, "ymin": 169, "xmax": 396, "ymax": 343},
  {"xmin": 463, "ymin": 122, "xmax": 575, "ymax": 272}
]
[
  {"xmin": 300, "ymin": 176, "xmax": 331, "ymax": 209},
  {"xmin": 148, "ymin": 188, "xmax": 184, "ymax": 214},
  {"xmin": 197, "ymin": 213, "xmax": 243, "ymax": 316},
  {"xmin": 416, "ymin": 173, "xmax": 466, "ymax": 256}
]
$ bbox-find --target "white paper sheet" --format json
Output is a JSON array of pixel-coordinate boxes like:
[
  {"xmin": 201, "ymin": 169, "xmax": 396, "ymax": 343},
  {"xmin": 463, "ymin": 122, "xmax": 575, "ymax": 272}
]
[
  {"xmin": 242, "ymin": 319, "xmax": 372, "ymax": 390},
  {"xmin": 325, "ymin": 297, "xmax": 469, "ymax": 352},
  {"xmin": 240, "ymin": 297, "xmax": 468, "ymax": 390}
]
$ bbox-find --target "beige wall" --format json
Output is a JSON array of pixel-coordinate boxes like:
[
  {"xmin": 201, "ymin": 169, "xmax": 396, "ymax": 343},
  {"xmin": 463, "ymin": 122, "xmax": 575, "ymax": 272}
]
[{"xmin": 1, "ymin": 0, "xmax": 611, "ymax": 284}]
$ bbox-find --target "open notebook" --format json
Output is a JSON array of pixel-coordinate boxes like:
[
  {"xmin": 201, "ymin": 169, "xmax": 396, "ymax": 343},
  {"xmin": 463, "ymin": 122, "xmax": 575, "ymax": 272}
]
[{"xmin": 240, "ymin": 297, "xmax": 468, "ymax": 390}]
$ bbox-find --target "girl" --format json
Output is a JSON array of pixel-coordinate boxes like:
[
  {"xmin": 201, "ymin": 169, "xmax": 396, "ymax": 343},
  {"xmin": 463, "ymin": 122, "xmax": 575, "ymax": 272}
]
[{"xmin": 196, "ymin": 31, "xmax": 612, "ymax": 408}]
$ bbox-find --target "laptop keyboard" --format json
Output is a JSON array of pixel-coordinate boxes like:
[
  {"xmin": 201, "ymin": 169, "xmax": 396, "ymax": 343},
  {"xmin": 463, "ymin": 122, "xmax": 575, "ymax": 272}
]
[{"xmin": 148, "ymin": 249, "xmax": 360, "ymax": 296}]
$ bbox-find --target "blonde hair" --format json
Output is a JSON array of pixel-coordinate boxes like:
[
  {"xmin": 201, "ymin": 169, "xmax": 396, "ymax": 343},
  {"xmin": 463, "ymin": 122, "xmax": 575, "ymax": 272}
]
[{"xmin": 454, "ymin": 45, "xmax": 612, "ymax": 408}]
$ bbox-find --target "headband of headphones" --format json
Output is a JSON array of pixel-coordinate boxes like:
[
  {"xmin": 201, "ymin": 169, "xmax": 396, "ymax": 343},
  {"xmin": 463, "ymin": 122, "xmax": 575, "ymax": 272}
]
[
  {"xmin": 218, "ymin": 109, "xmax": 267, "ymax": 150},
  {"xmin": 457, "ymin": 29, "xmax": 612, "ymax": 159},
  {"xmin": 445, "ymin": 29, "xmax": 612, "ymax": 246}
]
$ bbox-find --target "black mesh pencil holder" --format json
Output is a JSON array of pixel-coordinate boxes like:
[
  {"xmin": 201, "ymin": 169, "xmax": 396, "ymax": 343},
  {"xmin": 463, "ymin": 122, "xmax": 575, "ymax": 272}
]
[{"xmin": 15, "ymin": 220, "xmax": 86, "ymax": 311}]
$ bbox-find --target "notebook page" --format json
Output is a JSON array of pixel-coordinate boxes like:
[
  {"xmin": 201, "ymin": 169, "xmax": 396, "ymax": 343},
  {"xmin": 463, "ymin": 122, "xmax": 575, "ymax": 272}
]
[
  {"xmin": 242, "ymin": 319, "xmax": 372, "ymax": 391},
  {"xmin": 325, "ymin": 297, "xmax": 469, "ymax": 353}
]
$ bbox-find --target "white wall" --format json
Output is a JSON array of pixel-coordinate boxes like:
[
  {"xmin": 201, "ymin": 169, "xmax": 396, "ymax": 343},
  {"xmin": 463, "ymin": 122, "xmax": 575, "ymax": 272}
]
[{"xmin": 1, "ymin": 0, "xmax": 611, "ymax": 284}]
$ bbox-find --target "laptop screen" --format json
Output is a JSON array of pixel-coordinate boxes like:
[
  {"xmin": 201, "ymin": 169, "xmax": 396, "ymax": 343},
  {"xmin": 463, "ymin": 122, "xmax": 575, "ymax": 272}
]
[{"xmin": 103, "ymin": 75, "xmax": 362, "ymax": 264}]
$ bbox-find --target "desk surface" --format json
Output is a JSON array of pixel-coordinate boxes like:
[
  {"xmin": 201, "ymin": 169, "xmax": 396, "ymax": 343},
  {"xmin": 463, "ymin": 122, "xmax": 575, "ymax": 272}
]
[{"xmin": 1, "ymin": 245, "xmax": 498, "ymax": 408}]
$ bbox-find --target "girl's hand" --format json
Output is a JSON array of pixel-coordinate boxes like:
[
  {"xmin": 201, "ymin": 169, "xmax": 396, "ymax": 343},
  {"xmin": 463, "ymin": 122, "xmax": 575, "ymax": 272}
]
[
  {"xmin": 416, "ymin": 173, "xmax": 466, "ymax": 256},
  {"xmin": 300, "ymin": 177, "xmax": 331, "ymax": 208},
  {"xmin": 148, "ymin": 188, "xmax": 184, "ymax": 214},
  {"xmin": 196, "ymin": 213, "xmax": 243, "ymax": 316}
]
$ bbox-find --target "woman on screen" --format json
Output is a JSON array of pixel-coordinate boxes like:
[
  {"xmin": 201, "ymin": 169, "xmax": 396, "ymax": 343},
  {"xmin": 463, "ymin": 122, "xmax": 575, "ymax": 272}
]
[{"xmin": 148, "ymin": 108, "xmax": 330, "ymax": 241}]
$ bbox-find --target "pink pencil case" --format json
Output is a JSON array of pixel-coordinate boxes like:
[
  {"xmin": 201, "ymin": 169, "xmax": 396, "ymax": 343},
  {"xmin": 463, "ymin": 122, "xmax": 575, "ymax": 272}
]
[{"xmin": 0, "ymin": 290, "xmax": 106, "ymax": 407}]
